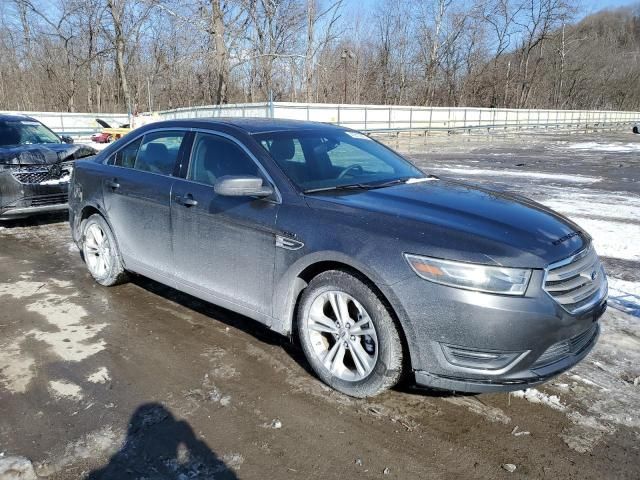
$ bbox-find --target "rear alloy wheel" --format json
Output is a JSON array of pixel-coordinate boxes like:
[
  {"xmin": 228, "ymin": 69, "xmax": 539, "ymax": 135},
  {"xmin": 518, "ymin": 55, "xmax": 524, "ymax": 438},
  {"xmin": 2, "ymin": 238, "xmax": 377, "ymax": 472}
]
[
  {"xmin": 82, "ymin": 214, "xmax": 128, "ymax": 286},
  {"xmin": 298, "ymin": 270, "xmax": 404, "ymax": 397}
]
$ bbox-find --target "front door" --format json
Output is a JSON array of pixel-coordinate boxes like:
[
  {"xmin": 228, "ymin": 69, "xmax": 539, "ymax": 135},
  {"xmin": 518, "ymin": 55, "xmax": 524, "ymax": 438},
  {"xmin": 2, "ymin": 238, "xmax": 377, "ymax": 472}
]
[
  {"xmin": 102, "ymin": 130, "xmax": 188, "ymax": 275},
  {"xmin": 171, "ymin": 132, "xmax": 279, "ymax": 319}
]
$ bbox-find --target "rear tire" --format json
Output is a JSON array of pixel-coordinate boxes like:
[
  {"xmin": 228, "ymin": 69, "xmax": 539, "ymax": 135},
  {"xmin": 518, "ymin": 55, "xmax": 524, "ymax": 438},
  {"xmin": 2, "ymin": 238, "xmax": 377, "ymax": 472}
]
[
  {"xmin": 633, "ymin": 126, "xmax": 639, "ymax": 134},
  {"xmin": 297, "ymin": 270, "xmax": 404, "ymax": 398},
  {"xmin": 81, "ymin": 214, "xmax": 128, "ymax": 286}
]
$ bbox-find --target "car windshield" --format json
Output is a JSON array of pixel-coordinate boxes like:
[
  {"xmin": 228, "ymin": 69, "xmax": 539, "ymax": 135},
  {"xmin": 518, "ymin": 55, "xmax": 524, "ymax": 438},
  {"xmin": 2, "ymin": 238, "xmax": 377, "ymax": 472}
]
[
  {"xmin": 255, "ymin": 129, "xmax": 425, "ymax": 192},
  {"xmin": 0, "ymin": 120, "xmax": 61, "ymax": 147}
]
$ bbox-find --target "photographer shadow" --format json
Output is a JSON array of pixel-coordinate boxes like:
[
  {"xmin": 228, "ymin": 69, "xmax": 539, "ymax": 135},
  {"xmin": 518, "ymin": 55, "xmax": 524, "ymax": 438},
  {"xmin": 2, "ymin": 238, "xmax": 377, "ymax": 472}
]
[{"xmin": 87, "ymin": 403, "xmax": 238, "ymax": 480}]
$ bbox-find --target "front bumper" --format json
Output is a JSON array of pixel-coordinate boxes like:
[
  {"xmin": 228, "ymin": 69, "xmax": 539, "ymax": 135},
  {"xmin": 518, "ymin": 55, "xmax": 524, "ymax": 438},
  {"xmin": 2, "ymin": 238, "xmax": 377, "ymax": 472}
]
[
  {"xmin": 0, "ymin": 170, "xmax": 70, "ymax": 220},
  {"xmin": 388, "ymin": 269, "xmax": 607, "ymax": 393},
  {"xmin": 0, "ymin": 202, "xmax": 68, "ymax": 220}
]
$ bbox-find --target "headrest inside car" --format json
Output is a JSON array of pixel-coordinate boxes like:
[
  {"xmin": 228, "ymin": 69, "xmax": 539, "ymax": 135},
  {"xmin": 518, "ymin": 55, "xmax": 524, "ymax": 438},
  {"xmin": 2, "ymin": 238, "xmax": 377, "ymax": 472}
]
[{"xmin": 269, "ymin": 139, "xmax": 295, "ymax": 161}]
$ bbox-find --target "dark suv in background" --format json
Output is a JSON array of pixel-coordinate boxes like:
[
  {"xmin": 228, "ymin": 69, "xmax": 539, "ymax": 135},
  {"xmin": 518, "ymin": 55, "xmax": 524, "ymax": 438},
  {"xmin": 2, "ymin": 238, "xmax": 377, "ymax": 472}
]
[
  {"xmin": 0, "ymin": 114, "xmax": 96, "ymax": 220},
  {"xmin": 69, "ymin": 118, "xmax": 607, "ymax": 397}
]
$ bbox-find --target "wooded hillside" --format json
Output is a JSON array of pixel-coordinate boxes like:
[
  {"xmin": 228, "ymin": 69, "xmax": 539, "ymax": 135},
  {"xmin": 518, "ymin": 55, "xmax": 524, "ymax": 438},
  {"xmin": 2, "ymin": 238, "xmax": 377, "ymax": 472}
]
[{"xmin": 1, "ymin": 0, "xmax": 638, "ymax": 113}]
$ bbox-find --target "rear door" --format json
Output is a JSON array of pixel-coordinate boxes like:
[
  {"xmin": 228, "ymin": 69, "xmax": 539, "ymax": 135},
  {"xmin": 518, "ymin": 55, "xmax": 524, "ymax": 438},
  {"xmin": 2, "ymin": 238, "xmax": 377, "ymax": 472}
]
[
  {"xmin": 171, "ymin": 131, "xmax": 279, "ymax": 319},
  {"xmin": 103, "ymin": 130, "xmax": 189, "ymax": 276}
]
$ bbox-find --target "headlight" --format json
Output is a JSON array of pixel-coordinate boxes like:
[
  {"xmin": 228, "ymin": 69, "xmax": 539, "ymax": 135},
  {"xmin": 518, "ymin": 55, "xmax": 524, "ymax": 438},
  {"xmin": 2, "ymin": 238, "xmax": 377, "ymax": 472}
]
[{"xmin": 404, "ymin": 253, "xmax": 532, "ymax": 295}]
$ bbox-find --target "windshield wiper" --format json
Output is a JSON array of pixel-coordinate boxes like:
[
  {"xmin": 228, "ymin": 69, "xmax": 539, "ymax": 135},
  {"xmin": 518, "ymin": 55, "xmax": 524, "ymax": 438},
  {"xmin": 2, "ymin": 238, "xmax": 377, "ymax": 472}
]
[
  {"xmin": 303, "ymin": 183, "xmax": 371, "ymax": 194},
  {"xmin": 303, "ymin": 176, "xmax": 438, "ymax": 194}
]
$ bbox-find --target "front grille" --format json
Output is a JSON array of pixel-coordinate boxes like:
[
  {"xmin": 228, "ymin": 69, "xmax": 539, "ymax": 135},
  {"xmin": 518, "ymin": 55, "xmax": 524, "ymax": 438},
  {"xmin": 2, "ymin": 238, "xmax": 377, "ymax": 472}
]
[
  {"xmin": 543, "ymin": 246, "xmax": 607, "ymax": 314},
  {"xmin": 30, "ymin": 194, "xmax": 68, "ymax": 206},
  {"xmin": 532, "ymin": 324, "xmax": 598, "ymax": 368},
  {"xmin": 11, "ymin": 162, "xmax": 73, "ymax": 184}
]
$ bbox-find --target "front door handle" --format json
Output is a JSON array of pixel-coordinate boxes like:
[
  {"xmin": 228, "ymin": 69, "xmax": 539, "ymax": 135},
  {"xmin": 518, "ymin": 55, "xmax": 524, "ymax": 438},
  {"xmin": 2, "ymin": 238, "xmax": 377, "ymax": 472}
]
[
  {"xmin": 175, "ymin": 194, "xmax": 198, "ymax": 207},
  {"xmin": 105, "ymin": 179, "xmax": 120, "ymax": 190}
]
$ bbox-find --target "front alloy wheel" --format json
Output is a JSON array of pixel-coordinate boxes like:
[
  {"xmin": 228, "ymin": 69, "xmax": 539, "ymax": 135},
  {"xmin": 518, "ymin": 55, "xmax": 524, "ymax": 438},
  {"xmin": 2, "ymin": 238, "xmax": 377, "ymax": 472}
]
[
  {"xmin": 298, "ymin": 270, "xmax": 404, "ymax": 397},
  {"xmin": 306, "ymin": 291, "xmax": 379, "ymax": 382}
]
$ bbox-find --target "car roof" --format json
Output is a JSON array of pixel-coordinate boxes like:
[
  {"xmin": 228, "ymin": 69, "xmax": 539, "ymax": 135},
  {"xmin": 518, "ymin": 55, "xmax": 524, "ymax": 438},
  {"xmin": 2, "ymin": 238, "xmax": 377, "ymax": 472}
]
[
  {"xmin": 0, "ymin": 113, "xmax": 39, "ymax": 123},
  {"xmin": 150, "ymin": 117, "xmax": 346, "ymax": 135}
]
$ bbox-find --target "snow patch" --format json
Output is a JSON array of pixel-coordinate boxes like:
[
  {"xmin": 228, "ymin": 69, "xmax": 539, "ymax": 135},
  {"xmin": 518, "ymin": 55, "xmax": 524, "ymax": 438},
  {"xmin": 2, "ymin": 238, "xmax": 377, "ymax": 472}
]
[
  {"xmin": 431, "ymin": 166, "xmax": 601, "ymax": 183},
  {"xmin": 511, "ymin": 388, "xmax": 566, "ymax": 411},
  {"xmin": 221, "ymin": 452, "xmax": 244, "ymax": 469},
  {"xmin": 39, "ymin": 174, "xmax": 70, "ymax": 185},
  {"xmin": 0, "ymin": 342, "xmax": 35, "ymax": 394},
  {"xmin": 87, "ymin": 367, "xmax": 111, "ymax": 384},
  {"xmin": 0, "ymin": 278, "xmax": 106, "ymax": 395},
  {"xmin": 49, "ymin": 380, "xmax": 83, "ymax": 401},
  {"xmin": 27, "ymin": 293, "xmax": 106, "ymax": 362},
  {"xmin": 608, "ymin": 277, "xmax": 640, "ymax": 316},
  {"xmin": 540, "ymin": 191, "xmax": 640, "ymax": 223},
  {"xmin": 567, "ymin": 217, "xmax": 640, "ymax": 261},
  {"xmin": 0, "ymin": 456, "xmax": 37, "ymax": 480},
  {"xmin": 565, "ymin": 142, "xmax": 640, "ymax": 153},
  {"xmin": 561, "ymin": 411, "xmax": 616, "ymax": 454}
]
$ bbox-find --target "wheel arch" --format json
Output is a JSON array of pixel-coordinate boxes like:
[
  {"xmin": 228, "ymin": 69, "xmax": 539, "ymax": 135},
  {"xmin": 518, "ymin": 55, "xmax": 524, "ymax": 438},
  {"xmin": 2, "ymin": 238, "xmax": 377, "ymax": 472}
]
[
  {"xmin": 273, "ymin": 254, "xmax": 418, "ymax": 370},
  {"xmin": 75, "ymin": 203, "xmax": 125, "ymax": 267}
]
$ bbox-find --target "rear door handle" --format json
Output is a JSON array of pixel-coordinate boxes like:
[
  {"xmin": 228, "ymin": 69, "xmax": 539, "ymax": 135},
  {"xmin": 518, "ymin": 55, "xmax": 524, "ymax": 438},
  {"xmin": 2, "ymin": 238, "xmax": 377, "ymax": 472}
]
[
  {"xmin": 105, "ymin": 179, "xmax": 120, "ymax": 190},
  {"xmin": 175, "ymin": 194, "xmax": 198, "ymax": 207}
]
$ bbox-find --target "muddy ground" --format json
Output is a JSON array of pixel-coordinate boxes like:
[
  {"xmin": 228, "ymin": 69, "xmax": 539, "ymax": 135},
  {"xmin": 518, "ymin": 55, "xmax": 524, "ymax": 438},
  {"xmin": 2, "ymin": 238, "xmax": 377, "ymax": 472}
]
[{"xmin": 1, "ymin": 130, "xmax": 639, "ymax": 479}]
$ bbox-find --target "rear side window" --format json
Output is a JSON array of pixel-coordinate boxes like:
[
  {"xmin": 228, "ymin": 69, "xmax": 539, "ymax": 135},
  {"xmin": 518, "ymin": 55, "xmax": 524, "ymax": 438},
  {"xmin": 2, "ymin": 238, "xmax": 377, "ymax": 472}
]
[
  {"xmin": 134, "ymin": 131, "xmax": 186, "ymax": 175},
  {"xmin": 110, "ymin": 137, "xmax": 142, "ymax": 168},
  {"xmin": 187, "ymin": 133, "xmax": 260, "ymax": 186}
]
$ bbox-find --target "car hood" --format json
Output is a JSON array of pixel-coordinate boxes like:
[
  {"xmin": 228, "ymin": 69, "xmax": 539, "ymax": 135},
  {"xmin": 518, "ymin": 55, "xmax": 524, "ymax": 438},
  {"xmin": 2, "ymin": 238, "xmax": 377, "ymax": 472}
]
[
  {"xmin": 0, "ymin": 143, "xmax": 97, "ymax": 166},
  {"xmin": 305, "ymin": 179, "xmax": 587, "ymax": 268}
]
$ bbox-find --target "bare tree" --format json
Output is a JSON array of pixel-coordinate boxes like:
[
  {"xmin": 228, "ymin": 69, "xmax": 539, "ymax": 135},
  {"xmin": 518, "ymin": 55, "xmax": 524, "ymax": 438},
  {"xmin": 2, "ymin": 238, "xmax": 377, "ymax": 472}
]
[{"xmin": 1, "ymin": 0, "xmax": 639, "ymax": 112}]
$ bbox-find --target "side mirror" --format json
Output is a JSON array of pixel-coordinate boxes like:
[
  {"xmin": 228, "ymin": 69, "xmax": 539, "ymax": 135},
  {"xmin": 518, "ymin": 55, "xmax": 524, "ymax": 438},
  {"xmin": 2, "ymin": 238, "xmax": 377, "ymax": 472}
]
[
  {"xmin": 61, "ymin": 135, "xmax": 74, "ymax": 144},
  {"xmin": 214, "ymin": 176, "xmax": 274, "ymax": 197}
]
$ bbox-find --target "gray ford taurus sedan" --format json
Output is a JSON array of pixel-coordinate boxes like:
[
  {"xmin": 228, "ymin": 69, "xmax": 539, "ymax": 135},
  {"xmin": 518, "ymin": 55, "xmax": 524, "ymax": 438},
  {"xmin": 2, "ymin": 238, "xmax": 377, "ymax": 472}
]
[{"xmin": 69, "ymin": 118, "xmax": 607, "ymax": 397}]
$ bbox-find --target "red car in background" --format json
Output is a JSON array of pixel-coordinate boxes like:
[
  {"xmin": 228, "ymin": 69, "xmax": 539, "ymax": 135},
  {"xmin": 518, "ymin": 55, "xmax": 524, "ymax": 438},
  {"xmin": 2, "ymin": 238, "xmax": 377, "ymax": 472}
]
[
  {"xmin": 90, "ymin": 131, "xmax": 112, "ymax": 143},
  {"xmin": 90, "ymin": 119, "xmax": 131, "ymax": 143}
]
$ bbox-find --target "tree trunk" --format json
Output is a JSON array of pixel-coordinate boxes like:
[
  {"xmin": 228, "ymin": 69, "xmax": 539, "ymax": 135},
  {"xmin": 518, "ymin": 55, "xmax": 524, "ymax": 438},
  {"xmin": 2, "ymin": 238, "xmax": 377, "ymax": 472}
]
[
  {"xmin": 305, "ymin": 0, "xmax": 315, "ymax": 102},
  {"xmin": 210, "ymin": 0, "xmax": 229, "ymax": 105},
  {"xmin": 107, "ymin": 0, "xmax": 132, "ymax": 113}
]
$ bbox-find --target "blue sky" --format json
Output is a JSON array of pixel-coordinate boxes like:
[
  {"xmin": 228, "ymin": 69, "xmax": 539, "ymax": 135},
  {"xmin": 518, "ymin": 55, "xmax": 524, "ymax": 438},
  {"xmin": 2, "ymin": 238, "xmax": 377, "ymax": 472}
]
[
  {"xmin": 581, "ymin": 0, "xmax": 639, "ymax": 15},
  {"xmin": 348, "ymin": 0, "xmax": 639, "ymax": 17}
]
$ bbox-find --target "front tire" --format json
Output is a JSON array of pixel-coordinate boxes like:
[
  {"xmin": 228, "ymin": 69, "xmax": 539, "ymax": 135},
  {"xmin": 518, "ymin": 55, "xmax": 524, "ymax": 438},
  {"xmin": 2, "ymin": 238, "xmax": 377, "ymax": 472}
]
[
  {"xmin": 297, "ymin": 270, "xmax": 404, "ymax": 398},
  {"xmin": 81, "ymin": 214, "xmax": 128, "ymax": 286}
]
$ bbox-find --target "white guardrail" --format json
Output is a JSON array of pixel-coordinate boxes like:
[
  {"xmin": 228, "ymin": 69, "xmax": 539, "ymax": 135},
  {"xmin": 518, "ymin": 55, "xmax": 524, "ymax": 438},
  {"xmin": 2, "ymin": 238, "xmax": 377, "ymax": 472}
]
[
  {"xmin": 0, "ymin": 110, "xmax": 129, "ymax": 137},
  {"xmin": 4, "ymin": 103, "xmax": 640, "ymax": 137},
  {"xmin": 157, "ymin": 102, "xmax": 640, "ymax": 133}
]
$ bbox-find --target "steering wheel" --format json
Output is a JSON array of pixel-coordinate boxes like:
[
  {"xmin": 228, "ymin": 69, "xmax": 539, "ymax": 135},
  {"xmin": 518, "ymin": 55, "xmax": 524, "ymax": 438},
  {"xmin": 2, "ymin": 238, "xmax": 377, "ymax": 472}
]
[{"xmin": 337, "ymin": 164, "xmax": 364, "ymax": 179}]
